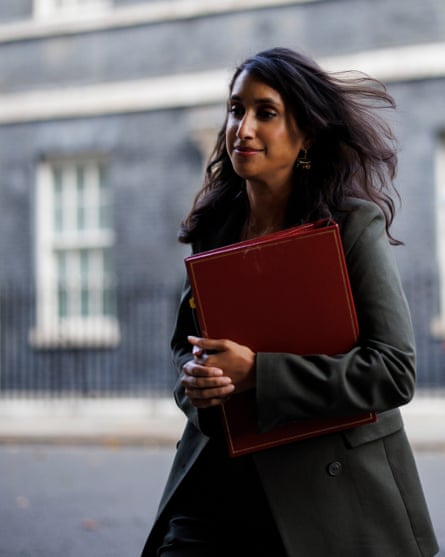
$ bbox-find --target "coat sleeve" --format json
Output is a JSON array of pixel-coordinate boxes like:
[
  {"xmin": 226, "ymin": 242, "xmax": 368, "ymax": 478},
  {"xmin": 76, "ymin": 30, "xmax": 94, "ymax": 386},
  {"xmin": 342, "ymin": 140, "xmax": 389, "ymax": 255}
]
[
  {"xmin": 170, "ymin": 275, "xmax": 221, "ymax": 435},
  {"xmin": 255, "ymin": 201, "xmax": 416, "ymax": 432}
]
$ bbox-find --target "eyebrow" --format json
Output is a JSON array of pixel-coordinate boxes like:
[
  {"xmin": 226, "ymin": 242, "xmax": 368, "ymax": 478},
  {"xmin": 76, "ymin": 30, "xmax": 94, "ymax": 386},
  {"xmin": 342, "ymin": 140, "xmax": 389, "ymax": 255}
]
[{"xmin": 230, "ymin": 94, "xmax": 282, "ymax": 106}]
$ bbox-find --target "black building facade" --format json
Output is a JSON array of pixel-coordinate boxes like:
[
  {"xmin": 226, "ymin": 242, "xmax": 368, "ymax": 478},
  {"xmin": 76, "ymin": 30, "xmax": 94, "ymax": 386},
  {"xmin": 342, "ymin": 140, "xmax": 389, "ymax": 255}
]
[{"xmin": 0, "ymin": 0, "xmax": 444, "ymax": 395}]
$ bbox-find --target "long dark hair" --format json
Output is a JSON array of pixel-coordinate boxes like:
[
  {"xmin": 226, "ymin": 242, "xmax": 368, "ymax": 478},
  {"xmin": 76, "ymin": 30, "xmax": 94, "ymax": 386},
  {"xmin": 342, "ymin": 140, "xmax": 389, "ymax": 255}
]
[{"xmin": 179, "ymin": 47, "xmax": 400, "ymax": 244}]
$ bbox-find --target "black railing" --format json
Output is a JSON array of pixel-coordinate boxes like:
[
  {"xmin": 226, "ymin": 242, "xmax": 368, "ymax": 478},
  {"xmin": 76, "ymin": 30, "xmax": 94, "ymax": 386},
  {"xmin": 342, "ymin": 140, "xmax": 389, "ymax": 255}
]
[
  {"xmin": 0, "ymin": 282, "xmax": 181, "ymax": 398},
  {"xmin": 403, "ymin": 272, "xmax": 445, "ymax": 390},
  {"xmin": 0, "ymin": 275, "xmax": 443, "ymax": 399}
]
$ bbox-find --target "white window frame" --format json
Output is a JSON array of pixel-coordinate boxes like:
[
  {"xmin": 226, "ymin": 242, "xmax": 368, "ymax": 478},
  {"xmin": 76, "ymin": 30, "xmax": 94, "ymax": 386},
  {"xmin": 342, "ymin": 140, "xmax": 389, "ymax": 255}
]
[
  {"xmin": 30, "ymin": 156, "xmax": 119, "ymax": 348},
  {"xmin": 432, "ymin": 134, "xmax": 445, "ymax": 339},
  {"xmin": 34, "ymin": 0, "xmax": 112, "ymax": 20}
]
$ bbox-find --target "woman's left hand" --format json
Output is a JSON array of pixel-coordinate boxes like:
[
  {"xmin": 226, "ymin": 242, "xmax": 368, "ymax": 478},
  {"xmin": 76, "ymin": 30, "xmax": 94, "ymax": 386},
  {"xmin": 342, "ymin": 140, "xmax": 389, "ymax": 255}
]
[{"xmin": 187, "ymin": 335, "xmax": 256, "ymax": 394}]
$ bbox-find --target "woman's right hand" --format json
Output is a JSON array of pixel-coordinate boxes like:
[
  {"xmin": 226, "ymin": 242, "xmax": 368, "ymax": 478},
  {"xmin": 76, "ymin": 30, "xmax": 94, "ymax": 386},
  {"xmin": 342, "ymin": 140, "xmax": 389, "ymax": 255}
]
[{"xmin": 181, "ymin": 359, "xmax": 235, "ymax": 408}]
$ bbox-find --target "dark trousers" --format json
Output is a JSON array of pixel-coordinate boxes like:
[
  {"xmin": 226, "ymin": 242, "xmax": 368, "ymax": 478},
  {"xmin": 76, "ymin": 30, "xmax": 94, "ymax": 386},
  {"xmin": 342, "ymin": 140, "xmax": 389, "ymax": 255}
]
[{"xmin": 157, "ymin": 438, "xmax": 287, "ymax": 557}]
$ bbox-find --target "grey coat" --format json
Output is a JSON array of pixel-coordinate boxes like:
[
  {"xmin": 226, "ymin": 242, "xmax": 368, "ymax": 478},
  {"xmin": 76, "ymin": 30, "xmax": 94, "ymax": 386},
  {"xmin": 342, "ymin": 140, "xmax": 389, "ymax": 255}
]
[{"xmin": 141, "ymin": 198, "xmax": 438, "ymax": 557}]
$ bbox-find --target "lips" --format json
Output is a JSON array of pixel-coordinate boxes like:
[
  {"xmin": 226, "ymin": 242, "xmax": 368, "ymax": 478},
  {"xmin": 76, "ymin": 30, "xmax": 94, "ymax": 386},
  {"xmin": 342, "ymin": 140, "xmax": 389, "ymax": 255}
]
[{"xmin": 233, "ymin": 145, "xmax": 263, "ymax": 156}]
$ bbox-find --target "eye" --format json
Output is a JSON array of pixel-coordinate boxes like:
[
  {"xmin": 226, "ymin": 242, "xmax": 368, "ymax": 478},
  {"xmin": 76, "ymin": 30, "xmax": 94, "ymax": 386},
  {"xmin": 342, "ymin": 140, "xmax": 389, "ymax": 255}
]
[
  {"xmin": 228, "ymin": 103, "xmax": 244, "ymax": 117},
  {"xmin": 257, "ymin": 107, "xmax": 277, "ymax": 120}
]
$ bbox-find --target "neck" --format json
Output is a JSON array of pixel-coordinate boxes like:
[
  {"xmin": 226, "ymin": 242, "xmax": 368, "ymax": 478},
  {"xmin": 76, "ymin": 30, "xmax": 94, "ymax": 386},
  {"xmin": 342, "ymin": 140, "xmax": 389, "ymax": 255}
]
[{"xmin": 242, "ymin": 180, "xmax": 291, "ymax": 240}]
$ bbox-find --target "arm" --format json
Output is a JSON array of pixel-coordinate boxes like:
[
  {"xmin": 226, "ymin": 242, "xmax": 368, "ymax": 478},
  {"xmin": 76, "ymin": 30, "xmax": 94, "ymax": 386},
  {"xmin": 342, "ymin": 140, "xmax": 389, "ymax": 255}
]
[
  {"xmin": 170, "ymin": 279, "xmax": 236, "ymax": 432},
  {"xmin": 255, "ymin": 201, "xmax": 416, "ymax": 431}
]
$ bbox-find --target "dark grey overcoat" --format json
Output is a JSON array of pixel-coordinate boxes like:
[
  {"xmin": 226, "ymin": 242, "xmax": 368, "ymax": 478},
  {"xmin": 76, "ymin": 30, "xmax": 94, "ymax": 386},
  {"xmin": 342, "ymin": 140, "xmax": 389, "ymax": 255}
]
[{"xmin": 142, "ymin": 198, "xmax": 439, "ymax": 557}]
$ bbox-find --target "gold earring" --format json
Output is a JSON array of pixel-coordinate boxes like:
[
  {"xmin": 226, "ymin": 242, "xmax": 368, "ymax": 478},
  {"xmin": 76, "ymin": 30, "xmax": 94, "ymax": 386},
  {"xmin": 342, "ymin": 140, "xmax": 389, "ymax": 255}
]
[{"xmin": 296, "ymin": 149, "xmax": 311, "ymax": 170}]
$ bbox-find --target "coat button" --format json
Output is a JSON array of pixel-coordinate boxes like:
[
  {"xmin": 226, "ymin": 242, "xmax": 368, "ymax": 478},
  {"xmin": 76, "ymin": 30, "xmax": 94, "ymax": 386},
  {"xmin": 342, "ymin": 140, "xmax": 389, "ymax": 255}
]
[{"xmin": 327, "ymin": 461, "xmax": 343, "ymax": 477}]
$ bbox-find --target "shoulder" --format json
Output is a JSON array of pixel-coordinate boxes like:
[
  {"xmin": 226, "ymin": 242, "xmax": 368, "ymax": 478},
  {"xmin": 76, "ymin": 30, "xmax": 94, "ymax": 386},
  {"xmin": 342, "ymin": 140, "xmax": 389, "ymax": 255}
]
[
  {"xmin": 337, "ymin": 197, "xmax": 384, "ymax": 225},
  {"xmin": 335, "ymin": 198, "xmax": 386, "ymax": 256}
]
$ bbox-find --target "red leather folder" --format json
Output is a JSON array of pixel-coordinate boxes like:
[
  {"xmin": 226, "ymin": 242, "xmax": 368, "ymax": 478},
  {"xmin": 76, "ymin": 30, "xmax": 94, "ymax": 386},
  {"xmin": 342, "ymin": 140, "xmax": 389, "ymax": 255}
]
[{"xmin": 185, "ymin": 220, "xmax": 376, "ymax": 457}]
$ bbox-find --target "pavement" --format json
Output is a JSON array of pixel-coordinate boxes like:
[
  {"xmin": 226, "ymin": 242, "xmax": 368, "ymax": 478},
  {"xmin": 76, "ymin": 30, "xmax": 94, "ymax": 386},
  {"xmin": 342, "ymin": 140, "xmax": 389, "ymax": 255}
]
[
  {"xmin": 0, "ymin": 397, "xmax": 186, "ymax": 446},
  {"xmin": 0, "ymin": 392, "xmax": 444, "ymax": 449}
]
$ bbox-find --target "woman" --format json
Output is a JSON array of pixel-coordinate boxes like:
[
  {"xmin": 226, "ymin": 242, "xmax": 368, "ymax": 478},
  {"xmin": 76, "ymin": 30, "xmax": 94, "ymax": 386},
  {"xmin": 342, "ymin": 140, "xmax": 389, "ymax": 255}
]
[{"xmin": 141, "ymin": 48, "xmax": 438, "ymax": 557}]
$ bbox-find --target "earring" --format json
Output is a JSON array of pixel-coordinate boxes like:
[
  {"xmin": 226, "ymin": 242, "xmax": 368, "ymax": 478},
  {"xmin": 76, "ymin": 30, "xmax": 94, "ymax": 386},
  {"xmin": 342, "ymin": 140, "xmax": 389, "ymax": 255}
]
[{"xmin": 296, "ymin": 149, "xmax": 311, "ymax": 170}]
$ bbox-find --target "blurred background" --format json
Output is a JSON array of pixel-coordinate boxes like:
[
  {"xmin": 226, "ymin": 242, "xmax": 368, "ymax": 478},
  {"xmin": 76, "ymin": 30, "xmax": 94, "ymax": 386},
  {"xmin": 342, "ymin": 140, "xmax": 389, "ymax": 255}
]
[
  {"xmin": 0, "ymin": 0, "xmax": 444, "ymax": 403},
  {"xmin": 0, "ymin": 0, "xmax": 444, "ymax": 555},
  {"xmin": 0, "ymin": 0, "xmax": 445, "ymax": 398}
]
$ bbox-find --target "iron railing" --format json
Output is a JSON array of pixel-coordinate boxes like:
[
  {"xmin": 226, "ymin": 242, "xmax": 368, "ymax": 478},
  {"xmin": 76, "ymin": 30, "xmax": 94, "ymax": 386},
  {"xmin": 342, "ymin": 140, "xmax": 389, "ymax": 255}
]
[
  {"xmin": 0, "ymin": 282, "xmax": 180, "ymax": 398},
  {"xmin": 0, "ymin": 275, "xmax": 443, "ymax": 399}
]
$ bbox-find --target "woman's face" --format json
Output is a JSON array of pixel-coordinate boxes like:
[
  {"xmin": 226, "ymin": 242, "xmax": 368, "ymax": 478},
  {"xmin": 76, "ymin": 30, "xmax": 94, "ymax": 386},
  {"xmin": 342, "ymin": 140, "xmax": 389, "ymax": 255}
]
[{"xmin": 225, "ymin": 70, "xmax": 307, "ymax": 191}]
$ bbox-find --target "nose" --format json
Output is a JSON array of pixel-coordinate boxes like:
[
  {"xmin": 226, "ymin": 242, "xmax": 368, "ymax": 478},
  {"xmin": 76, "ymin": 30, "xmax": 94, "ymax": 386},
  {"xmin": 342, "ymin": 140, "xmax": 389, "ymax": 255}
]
[{"xmin": 236, "ymin": 112, "xmax": 255, "ymax": 139}]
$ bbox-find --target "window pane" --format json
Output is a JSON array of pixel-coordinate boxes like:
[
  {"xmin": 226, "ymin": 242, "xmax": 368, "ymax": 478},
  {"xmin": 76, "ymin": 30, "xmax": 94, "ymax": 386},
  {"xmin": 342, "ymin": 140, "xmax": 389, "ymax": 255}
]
[
  {"xmin": 56, "ymin": 251, "xmax": 67, "ymax": 281},
  {"xmin": 98, "ymin": 165, "xmax": 111, "ymax": 230},
  {"xmin": 80, "ymin": 249, "xmax": 89, "ymax": 283},
  {"xmin": 56, "ymin": 252, "xmax": 68, "ymax": 318},
  {"xmin": 53, "ymin": 167, "xmax": 64, "ymax": 234},
  {"xmin": 80, "ymin": 250, "xmax": 90, "ymax": 316},
  {"xmin": 103, "ymin": 247, "xmax": 112, "ymax": 277},
  {"xmin": 76, "ymin": 165, "xmax": 86, "ymax": 231},
  {"xmin": 58, "ymin": 287, "xmax": 68, "ymax": 318},
  {"xmin": 81, "ymin": 287, "xmax": 89, "ymax": 317},
  {"xmin": 102, "ymin": 249, "xmax": 115, "ymax": 316},
  {"xmin": 43, "ymin": 158, "xmax": 116, "ymax": 328},
  {"xmin": 55, "ymin": 247, "xmax": 116, "ymax": 319}
]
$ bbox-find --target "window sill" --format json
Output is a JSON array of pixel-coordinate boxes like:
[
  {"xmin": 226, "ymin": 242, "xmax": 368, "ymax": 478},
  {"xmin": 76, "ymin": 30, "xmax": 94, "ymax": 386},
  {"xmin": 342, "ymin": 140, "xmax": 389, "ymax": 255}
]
[{"xmin": 29, "ymin": 318, "xmax": 120, "ymax": 349}]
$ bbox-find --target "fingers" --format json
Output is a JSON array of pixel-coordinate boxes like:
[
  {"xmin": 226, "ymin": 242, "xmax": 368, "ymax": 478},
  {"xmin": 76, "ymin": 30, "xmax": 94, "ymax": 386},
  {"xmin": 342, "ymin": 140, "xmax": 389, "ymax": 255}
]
[
  {"xmin": 185, "ymin": 384, "xmax": 235, "ymax": 408},
  {"xmin": 182, "ymin": 359, "xmax": 223, "ymax": 377},
  {"xmin": 181, "ymin": 359, "xmax": 235, "ymax": 408},
  {"xmin": 187, "ymin": 335, "xmax": 256, "ymax": 394},
  {"xmin": 182, "ymin": 361, "xmax": 231, "ymax": 388},
  {"xmin": 185, "ymin": 336, "xmax": 255, "ymax": 406},
  {"xmin": 191, "ymin": 343, "xmax": 209, "ymax": 365},
  {"xmin": 188, "ymin": 335, "xmax": 227, "ymax": 354}
]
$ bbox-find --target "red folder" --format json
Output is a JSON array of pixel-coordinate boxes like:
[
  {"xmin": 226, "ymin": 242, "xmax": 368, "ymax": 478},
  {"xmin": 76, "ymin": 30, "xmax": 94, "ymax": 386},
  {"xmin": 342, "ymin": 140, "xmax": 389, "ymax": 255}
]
[{"xmin": 185, "ymin": 220, "xmax": 376, "ymax": 457}]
